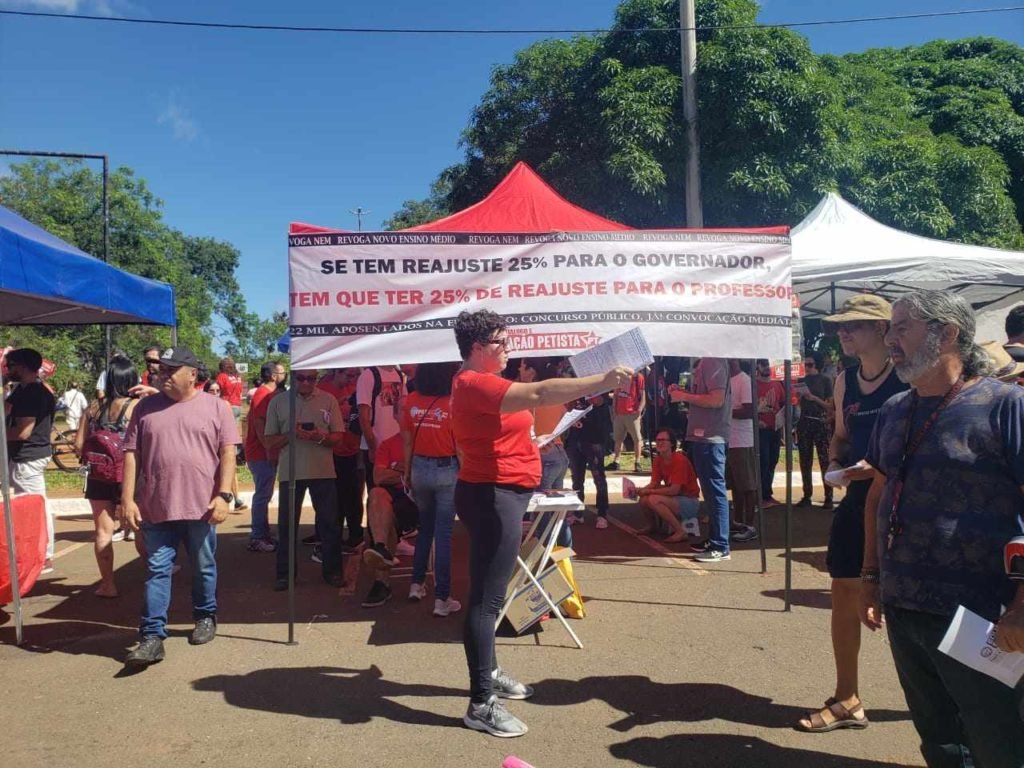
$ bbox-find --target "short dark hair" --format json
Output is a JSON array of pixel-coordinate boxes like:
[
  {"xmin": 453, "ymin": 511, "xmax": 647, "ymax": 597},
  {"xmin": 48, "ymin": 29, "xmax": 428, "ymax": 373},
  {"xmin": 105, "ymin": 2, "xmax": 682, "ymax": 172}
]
[
  {"xmin": 521, "ymin": 357, "xmax": 559, "ymax": 382},
  {"xmin": 414, "ymin": 361, "xmax": 459, "ymax": 397},
  {"xmin": 655, "ymin": 428, "xmax": 678, "ymax": 451},
  {"xmin": 806, "ymin": 351, "xmax": 825, "ymax": 369},
  {"xmin": 260, "ymin": 361, "xmax": 276, "ymax": 383},
  {"xmin": 196, "ymin": 363, "xmax": 210, "ymax": 384},
  {"xmin": 104, "ymin": 355, "xmax": 140, "ymax": 400},
  {"xmin": 7, "ymin": 347, "xmax": 42, "ymax": 371},
  {"xmin": 219, "ymin": 356, "xmax": 237, "ymax": 375},
  {"xmin": 1006, "ymin": 305, "xmax": 1024, "ymax": 339},
  {"xmin": 143, "ymin": 345, "xmax": 161, "ymax": 357},
  {"xmin": 453, "ymin": 309, "xmax": 505, "ymax": 360}
]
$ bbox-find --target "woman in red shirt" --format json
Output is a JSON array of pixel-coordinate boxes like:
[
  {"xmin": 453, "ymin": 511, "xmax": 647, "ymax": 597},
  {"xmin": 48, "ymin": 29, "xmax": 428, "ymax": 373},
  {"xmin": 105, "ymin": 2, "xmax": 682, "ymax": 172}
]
[
  {"xmin": 215, "ymin": 356, "xmax": 247, "ymax": 511},
  {"xmin": 452, "ymin": 309, "xmax": 631, "ymax": 738}
]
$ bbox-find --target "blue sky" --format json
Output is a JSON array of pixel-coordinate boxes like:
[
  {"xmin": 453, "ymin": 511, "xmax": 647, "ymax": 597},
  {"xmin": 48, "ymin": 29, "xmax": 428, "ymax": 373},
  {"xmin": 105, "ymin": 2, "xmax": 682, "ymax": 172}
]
[{"xmin": 1, "ymin": 0, "xmax": 1022, "ymax": 342}]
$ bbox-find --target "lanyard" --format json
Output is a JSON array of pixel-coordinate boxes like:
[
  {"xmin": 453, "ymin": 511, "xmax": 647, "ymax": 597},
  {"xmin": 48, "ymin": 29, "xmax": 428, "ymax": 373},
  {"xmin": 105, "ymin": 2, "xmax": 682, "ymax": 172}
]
[{"xmin": 886, "ymin": 378, "xmax": 964, "ymax": 552}]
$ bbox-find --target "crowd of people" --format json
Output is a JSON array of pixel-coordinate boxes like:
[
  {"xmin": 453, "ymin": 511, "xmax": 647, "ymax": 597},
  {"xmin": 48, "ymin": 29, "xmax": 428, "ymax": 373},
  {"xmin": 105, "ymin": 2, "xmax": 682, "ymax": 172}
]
[{"xmin": 5, "ymin": 294, "xmax": 1024, "ymax": 760}]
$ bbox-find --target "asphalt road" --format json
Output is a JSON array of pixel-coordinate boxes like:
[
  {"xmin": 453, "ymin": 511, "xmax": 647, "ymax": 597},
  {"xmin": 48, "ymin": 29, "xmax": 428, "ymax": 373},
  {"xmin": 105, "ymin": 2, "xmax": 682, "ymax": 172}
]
[{"xmin": 1, "ymin": 489, "xmax": 923, "ymax": 768}]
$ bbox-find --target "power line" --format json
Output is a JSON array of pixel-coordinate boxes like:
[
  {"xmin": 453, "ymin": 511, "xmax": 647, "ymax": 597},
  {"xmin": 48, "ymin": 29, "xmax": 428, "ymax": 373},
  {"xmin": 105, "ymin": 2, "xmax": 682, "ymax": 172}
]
[{"xmin": 0, "ymin": 6, "xmax": 1022, "ymax": 36}]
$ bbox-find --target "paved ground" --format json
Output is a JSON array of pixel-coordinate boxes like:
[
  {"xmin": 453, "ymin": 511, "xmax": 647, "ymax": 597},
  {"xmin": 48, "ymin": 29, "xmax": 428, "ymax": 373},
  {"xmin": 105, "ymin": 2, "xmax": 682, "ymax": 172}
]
[{"xmin": 1, "ymin": 484, "xmax": 923, "ymax": 768}]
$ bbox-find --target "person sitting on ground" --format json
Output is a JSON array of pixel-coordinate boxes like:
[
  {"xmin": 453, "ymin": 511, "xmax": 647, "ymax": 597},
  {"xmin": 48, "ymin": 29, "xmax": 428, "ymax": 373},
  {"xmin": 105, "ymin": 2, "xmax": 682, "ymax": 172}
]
[
  {"xmin": 361, "ymin": 431, "xmax": 419, "ymax": 608},
  {"xmin": 636, "ymin": 429, "xmax": 700, "ymax": 540}
]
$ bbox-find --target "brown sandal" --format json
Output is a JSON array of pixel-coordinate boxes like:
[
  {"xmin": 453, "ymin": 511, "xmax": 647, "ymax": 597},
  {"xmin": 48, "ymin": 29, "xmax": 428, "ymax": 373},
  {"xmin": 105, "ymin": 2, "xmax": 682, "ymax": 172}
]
[{"xmin": 796, "ymin": 700, "xmax": 870, "ymax": 733}]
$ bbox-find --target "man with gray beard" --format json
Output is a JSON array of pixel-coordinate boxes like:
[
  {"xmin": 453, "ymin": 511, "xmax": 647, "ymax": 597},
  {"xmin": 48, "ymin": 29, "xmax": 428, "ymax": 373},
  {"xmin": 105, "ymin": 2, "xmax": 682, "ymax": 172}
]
[{"xmin": 860, "ymin": 291, "xmax": 1024, "ymax": 768}]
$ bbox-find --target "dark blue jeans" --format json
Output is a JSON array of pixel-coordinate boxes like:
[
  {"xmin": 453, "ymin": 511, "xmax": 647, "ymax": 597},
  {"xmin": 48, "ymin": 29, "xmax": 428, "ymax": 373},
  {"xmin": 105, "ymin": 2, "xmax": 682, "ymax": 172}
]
[
  {"xmin": 410, "ymin": 455, "xmax": 458, "ymax": 600},
  {"xmin": 248, "ymin": 459, "xmax": 276, "ymax": 541},
  {"xmin": 758, "ymin": 427, "xmax": 781, "ymax": 500},
  {"xmin": 276, "ymin": 479, "xmax": 341, "ymax": 581},
  {"xmin": 567, "ymin": 439, "xmax": 608, "ymax": 516},
  {"xmin": 886, "ymin": 604, "xmax": 1024, "ymax": 768},
  {"xmin": 690, "ymin": 441, "xmax": 729, "ymax": 553},
  {"xmin": 140, "ymin": 520, "xmax": 217, "ymax": 639}
]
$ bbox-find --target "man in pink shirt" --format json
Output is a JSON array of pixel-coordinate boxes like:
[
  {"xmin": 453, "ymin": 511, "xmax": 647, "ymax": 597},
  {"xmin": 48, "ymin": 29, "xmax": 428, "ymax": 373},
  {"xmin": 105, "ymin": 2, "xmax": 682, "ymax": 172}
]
[{"xmin": 120, "ymin": 346, "xmax": 240, "ymax": 667}]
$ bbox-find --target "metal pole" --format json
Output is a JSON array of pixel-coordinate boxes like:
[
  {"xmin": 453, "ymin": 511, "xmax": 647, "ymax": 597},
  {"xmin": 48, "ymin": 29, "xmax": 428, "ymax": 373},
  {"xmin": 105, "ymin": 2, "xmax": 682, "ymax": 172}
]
[
  {"xmin": 679, "ymin": 0, "xmax": 703, "ymax": 227},
  {"xmin": 784, "ymin": 360, "xmax": 793, "ymax": 611},
  {"xmin": 103, "ymin": 156, "xmax": 111, "ymax": 364},
  {"xmin": 286, "ymin": 382, "xmax": 298, "ymax": 645},
  {"xmin": 749, "ymin": 359, "xmax": 767, "ymax": 574},
  {"xmin": 0, "ymin": 367, "xmax": 24, "ymax": 645}
]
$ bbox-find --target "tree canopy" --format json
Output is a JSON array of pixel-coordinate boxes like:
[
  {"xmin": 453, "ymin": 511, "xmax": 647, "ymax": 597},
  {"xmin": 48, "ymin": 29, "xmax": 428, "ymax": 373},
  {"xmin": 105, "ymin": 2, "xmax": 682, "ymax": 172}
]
[
  {"xmin": 397, "ymin": 0, "xmax": 1023, "ymax": 249},
  {"xmin": 0, "ymin": 159, "xmax": 286, "ymax": 390}
]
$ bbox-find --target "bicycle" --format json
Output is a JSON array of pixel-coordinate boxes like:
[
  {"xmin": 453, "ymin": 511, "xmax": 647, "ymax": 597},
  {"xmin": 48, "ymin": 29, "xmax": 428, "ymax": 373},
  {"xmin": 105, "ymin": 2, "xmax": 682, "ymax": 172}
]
[{"xmin": 50, "ymin": 427, "xmax": 83, "ymax": 473}]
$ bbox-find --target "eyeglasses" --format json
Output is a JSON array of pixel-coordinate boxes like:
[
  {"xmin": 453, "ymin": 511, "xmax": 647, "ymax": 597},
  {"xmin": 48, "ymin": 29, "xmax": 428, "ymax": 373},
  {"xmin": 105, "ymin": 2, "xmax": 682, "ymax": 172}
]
[
  {"xmin": 293, "ymin": 374, "xmax": 318, "ymax": 382},
  {"xmin": 484, "ymin": 337, "xmax": 509, "ymax": 350}
]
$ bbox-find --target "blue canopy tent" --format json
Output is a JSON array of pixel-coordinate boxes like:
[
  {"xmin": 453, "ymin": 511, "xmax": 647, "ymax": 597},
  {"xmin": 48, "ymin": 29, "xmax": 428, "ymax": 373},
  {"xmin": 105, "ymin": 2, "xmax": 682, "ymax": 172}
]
[{"xmin": 1, "ymin": 202, "xmax": 176, "ymax": 644}]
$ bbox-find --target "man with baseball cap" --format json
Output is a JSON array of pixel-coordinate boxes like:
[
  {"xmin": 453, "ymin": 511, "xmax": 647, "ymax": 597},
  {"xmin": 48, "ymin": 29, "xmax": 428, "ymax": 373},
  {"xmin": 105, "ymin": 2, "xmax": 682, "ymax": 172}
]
[{"xmin": 120, "ymin": 346, "xmax": 240, "ymax": 667}]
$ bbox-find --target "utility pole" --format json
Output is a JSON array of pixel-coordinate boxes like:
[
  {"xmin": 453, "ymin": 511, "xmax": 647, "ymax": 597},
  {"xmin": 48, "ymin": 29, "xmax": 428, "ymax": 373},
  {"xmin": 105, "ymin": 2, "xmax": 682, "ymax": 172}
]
[
  {"xmin": 349, "ymin": 207, "xmax": 371, "ymax": 232},
  {"xmin": 679, "ymin": 0, "xmax": 704, "ymax": 227}
]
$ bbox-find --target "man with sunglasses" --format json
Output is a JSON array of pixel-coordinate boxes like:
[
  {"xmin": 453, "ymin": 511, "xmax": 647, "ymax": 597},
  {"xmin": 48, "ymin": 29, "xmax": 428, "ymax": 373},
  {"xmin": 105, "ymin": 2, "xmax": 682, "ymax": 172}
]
[
  {"xmin": 860, "ymin": 291, "xmax": 1024, "ymax": 766},
  {"xmin": 141, "ymin": 346, "xmax": 162, "ymax": 387}
]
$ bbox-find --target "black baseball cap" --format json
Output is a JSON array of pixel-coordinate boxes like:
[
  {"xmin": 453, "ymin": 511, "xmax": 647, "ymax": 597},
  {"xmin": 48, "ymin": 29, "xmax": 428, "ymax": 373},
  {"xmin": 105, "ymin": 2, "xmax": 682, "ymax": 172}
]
[{"xmin": 159, "ymin": 346, "xmax": 200, "ymax": 369}]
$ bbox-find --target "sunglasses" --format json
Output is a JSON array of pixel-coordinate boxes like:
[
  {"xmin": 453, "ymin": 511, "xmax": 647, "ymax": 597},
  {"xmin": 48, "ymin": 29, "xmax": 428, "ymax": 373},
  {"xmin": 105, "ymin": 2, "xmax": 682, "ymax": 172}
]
[
  {"xmin": 145, "ymin": 359, "xmax": 161, "ymax": 365},
  {"xmin": 837, "ymin": 321, "xmax": 870, "ymax": 333},
  {"xmin": 293, "ymin": 374, "xmax": 318, "ymax": 382},
  {"xmin": 484, "ymin": 337, "xmax": 509, "ymax": 350}
]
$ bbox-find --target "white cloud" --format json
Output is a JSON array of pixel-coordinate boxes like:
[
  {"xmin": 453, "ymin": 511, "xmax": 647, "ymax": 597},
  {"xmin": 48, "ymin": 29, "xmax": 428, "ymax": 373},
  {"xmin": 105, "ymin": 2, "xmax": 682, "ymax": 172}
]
[
  {"xmin": 157, "ymin": 96, "xmax": 200, "ymax": 143},
  {"xmin": 1, "ymin": 0, "xmax": 135, "ymax": 16}
]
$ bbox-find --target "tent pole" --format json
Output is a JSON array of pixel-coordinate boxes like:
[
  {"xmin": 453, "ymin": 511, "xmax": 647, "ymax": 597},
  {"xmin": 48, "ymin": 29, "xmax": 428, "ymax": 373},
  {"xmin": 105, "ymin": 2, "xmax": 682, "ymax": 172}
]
[
  {"xmin": 0, "ymin": 367, "xmax": 25, "ymax": 645},
  {"xmin": 102, "ymin": 156, "xmax": 112, "ymax": 364},
  {"xmin": 830, "ymin": 282, "xmax": 837, "ymax": 314},
  {"xmin": 749, "ymin": 359, "xmax": 767, "ymax": 574},
  {"xmin": 286, "ymin": 382, "xmax": 298, "ymax": 645},
  {"xmin": 784, "ymin": 360, "xmax": 793, "ymax": 611}
]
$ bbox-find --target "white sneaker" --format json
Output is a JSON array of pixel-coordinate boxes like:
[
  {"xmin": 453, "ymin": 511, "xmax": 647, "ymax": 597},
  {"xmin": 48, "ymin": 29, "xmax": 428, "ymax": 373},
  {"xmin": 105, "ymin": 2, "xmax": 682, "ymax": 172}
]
[
  {"xmin": 111, "ymin": 528, "xmax": 126, "ymax": 542},
  {"xmin": 434, "ymin": 597, "xmax": 462, "ymax": 617},
  {"xmin": 408, "ymin": 583, "xmax": 427, "ymax": 601},
  {"xmin": 395, "ymin": 539, "xmax": 415, "ymax": 557},
  {"xmin": 595, "ymin": 516, "xmax": 609, "ymax": 529}
]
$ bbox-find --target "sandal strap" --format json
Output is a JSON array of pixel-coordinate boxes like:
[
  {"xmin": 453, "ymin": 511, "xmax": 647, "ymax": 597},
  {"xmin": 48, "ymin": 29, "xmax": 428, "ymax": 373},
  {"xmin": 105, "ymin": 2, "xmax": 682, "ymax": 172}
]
[{"xmin": 829, "ymin": 700, "xmax": 866, "ymax": 722}]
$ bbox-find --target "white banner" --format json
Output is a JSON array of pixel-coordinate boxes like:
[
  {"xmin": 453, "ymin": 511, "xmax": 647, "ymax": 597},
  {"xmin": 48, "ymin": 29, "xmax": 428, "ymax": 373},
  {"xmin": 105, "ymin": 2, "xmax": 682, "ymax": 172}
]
[{"xmin": 287, "ymin": 230, "xmax": 793, "ymax": 368}]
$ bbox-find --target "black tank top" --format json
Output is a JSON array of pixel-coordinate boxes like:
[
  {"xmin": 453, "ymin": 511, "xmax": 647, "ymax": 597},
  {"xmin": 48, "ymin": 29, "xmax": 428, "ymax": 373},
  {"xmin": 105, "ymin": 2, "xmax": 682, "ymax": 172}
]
[{"xmin": 842, "ymin": 365, "xmax": 907, "ymax": 463}]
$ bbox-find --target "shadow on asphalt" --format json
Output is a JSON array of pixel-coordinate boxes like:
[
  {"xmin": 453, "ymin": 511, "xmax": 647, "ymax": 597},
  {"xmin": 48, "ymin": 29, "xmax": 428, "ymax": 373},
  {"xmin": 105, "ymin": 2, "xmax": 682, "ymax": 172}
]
[
  {"xmin": 191, "ymin": 664, "xmax": 465, "ymax": 727},
  {"xmin": 760, "ymin": 587, "xmax": 832, "ymax": 610},
  {"xmin": 527, "ymin": 676, "xmax": 910, "ymax": 731},
  {"xmin": 610, "ymin": 733, "xmax": 919, "ymax": 768}
]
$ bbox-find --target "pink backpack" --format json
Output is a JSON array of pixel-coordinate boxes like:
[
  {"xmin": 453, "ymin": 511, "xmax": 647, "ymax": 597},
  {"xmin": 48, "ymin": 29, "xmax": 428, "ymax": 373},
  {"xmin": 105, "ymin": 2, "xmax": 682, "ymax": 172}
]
[{"xmin": 81, "ymin": 400, "xmax": 131, "ymax": 484}]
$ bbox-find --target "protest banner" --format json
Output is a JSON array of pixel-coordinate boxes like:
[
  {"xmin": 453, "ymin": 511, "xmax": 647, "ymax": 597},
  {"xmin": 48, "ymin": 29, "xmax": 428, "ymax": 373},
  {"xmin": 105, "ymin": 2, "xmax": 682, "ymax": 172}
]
[{"xmin": 287, "ymin": 230, "xmax": 793, "ymax": 368}]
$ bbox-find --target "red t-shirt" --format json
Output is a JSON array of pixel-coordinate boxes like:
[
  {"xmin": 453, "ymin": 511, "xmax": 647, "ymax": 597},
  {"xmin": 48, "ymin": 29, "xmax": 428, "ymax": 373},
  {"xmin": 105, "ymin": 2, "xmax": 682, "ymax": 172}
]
[
  {"xmin": 401, "ymin": 391, "xmax": 456, "ymax": 457},
  {"xmin": 316, "ymin": 377, "xmax": 360, "ymax": 457},
  {"xmin": 244, "ymin": 384, "xmax": 276, "ymax": 462},
  {"xmin": 614, "ymin": 373, "xmax": 646, "ymax": 415},
  {"xmin": 651, "ymin": 452, "xmax": 700, "ymax": 498},
  {"xmin": 756, "ymin": 379, "xmax": 786, "ymax": 430},
  {"xmin": 216, "ymin": 372, "xmax": 244, "ymax": 407},
  {"xmin": 374, "ymin": 432, "xmax": 405, "ymax": 471},
  {"xmin": 451, "ymin": 369, "xmax": 540, "ymax": 487}
]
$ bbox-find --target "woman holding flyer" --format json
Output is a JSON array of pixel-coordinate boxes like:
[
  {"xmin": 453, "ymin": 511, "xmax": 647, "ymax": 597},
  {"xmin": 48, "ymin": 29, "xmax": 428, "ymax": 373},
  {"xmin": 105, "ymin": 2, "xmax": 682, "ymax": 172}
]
[{"xmin": 451, "ymin": 309, "xmax": 631, "ymax": 738}]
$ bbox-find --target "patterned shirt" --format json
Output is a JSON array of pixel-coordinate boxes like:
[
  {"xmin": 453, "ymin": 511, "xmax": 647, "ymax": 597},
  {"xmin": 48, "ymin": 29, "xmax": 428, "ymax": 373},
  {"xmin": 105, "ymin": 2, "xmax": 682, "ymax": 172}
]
[{"xmin": 866, "ymin": 377, "xmax": 1024, "ymax": 621}]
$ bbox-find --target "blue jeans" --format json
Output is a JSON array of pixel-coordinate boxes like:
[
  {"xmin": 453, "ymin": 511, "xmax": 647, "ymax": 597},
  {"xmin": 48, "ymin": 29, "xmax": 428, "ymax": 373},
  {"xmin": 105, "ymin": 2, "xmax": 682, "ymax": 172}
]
[
  {"xmin": 140, "ymin": 520, "xmax": 217, "ymax": 639},
  {"xmin": 691, "ymin": 441, "xmax": 729, "ymax": 553},
  {"xmin": 567, "ymin": 439, "xmax": 609, "ymax": 515},
  {"xmin": 411, "ymin": 456, "xmax": 458, "ymax": 600},
  {"xmin": 886, "ymin": 604, "xmax": 1024, "ymax": 768},
  {"xmin": 248, "ymin": 459, "xmax": 276, "ymax": 541},
  {"xmin": 276, "ymin": 479, "xmax": 341, "ymax": 581},
  {"xmin": 540, "ymin": 444, "xmax": 569, "ymax": 490}
]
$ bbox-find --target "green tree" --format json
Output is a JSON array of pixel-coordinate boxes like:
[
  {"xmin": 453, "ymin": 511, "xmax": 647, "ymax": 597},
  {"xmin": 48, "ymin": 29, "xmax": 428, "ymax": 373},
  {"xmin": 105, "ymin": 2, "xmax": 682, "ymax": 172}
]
[{"xmin": 0, "ymin": 159, "xmax": 272, "ymax": 389}]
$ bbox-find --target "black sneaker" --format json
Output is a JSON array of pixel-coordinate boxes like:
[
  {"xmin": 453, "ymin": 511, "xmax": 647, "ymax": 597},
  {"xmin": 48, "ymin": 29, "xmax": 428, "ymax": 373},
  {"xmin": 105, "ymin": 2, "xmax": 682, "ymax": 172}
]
[
  {"xmin": 311, "ymin": 543, "xmax": 323, "ymax": 564},
  {"xmin": 796, "ymin": 496, "xmax": 813, "ymax": 507},
  {"xmin": 821, "ymin": 499, "xmax": 834, "ymax": 511},
  {"xmin": 362, "ymin": 543, "xmax": 396, "ymax": 570},
  {"xmin": 125, "ymin": 636, "xmax": 165, "ymax": 666},
  {"xmin": 273, "ymin": 577, "xmax": 289, "ymax": 592},
  {"xmin": 190, "ymin": 616, "xmax": 217, "ymax": 645},
  {"xmin": 361, "ymin": 580, "xmax": 392, "ymax": 608},
  {"xmin": 689, "ymin": 539, "xmax": 712, "ymax": 554},
  {"xmin": 301, "ymin": 533, "xmax": 320, "ymax": 546},
  {"xmin": 463, "ymin": 695, "xmax": 528, "ymax": 737},
  {"xmin": 604, "ymin": 460, "xmax": 620, "ymax": 471},
  {"xmin": 492, "ymin": 667, "xmax": 534, "ymax": 700}
]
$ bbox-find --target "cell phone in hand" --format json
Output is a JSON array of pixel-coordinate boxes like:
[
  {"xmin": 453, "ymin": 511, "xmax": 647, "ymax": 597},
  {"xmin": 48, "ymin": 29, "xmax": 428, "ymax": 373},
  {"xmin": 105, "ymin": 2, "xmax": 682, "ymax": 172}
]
[{"xmin": 299, "ymin": 422, "xmax": 315, "ymax": 430}]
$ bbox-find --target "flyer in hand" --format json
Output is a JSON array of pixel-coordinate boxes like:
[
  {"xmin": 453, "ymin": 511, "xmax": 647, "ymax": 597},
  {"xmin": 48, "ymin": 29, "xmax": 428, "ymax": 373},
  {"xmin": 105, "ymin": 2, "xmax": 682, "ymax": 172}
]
[{"xmin": 568, "ymin": 327, "xmax": 654, "ymax": 379}]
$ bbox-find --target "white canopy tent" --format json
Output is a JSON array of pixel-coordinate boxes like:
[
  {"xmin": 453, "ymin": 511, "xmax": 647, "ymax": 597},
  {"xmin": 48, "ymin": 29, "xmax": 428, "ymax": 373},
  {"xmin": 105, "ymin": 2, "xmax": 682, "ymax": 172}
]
[{"xmin": 792, "ymin": 192, "xmax": 1024, "ymax": 320}]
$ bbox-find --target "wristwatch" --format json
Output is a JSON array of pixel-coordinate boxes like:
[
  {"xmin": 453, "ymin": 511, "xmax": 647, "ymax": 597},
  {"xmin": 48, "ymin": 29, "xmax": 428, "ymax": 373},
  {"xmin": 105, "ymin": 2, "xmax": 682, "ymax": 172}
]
[{"xmin": 218, "ymin": 491, "xmax": 234, "ymax": 504}]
